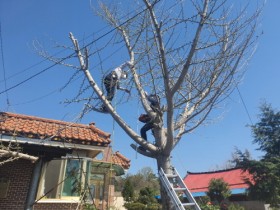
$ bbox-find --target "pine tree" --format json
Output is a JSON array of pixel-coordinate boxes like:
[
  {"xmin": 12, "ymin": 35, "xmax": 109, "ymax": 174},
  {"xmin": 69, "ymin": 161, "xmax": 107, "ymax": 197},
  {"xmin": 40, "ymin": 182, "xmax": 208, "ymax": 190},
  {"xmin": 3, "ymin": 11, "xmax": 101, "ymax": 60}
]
[
  {"xmin": 240, "ymin": 103, "xmax": 280, "ymax": 207},
  {"xmin": 207, "ymin": 178, "xmax": 231, "ymax": 205},
  {"xmin": 122, "ymin": 179, "xmax": 135, "ymax": 202}
]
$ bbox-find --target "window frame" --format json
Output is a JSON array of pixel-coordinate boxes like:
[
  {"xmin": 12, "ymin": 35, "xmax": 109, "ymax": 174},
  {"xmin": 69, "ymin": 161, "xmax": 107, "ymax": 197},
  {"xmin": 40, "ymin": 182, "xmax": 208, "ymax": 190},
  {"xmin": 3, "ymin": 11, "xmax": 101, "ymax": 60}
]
[{"xmin": 37, "ymin": 158, "xmax": 86, "ymax": 201}]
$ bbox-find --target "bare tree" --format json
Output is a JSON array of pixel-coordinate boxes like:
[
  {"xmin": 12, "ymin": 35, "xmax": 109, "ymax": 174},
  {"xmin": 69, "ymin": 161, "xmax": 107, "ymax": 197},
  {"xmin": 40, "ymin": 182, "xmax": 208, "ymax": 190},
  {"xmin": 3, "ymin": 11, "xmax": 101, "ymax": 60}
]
[{"xmin": 36, "ymin": 0, "xmax": 262, "ymax": 209}]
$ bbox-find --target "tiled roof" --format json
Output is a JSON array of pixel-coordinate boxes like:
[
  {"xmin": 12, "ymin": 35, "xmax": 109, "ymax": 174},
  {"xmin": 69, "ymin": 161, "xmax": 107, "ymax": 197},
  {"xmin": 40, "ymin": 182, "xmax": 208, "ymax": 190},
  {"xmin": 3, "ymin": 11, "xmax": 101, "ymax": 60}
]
[
  {"xmin": 184, "ymin": 168, "xmax": 253, "ymax": 193},
  {"xmin": 102, "ymin": 147, "xmax": 131, "ymax": 169},
  {"xmin": 0, "ymin": 112, "xmax": 111, "ymax": 146},
  {"xmin": 111, "ymin": 151, "xmax": 131, "ymax": 169}
]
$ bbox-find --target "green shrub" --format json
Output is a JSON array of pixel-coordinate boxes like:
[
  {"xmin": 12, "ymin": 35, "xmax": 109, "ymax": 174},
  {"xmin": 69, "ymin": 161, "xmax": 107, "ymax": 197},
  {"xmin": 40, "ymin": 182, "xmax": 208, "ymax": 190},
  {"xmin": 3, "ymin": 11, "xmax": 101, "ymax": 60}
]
[
  {"xmin": 146, "ymin": 203, "xmax": 161, "ymax": 210},
  {"xmin": 82, "ymin": 203, "xmax": 97, "ymax": 210},
  {"xmin": 199, "ymin": 204, "xmax": 220, "ymax": 210},
  {"xmin": 207, "ymin": 178, "xmax": 231, "ymax": 204},
  {"xmin": 227, "ymin": 203, "xmax": 245, "ymax": 210},
  {"xmin": 124, "ymin": 202, "xmax": 146, "ymax": 210},
  {"xmin": 197, "ymin": 197, "xmax": 219, "ymax": 210},
  {"xmin": 124, "ymin": 202, "xmax": 161, "ymax": 210}
]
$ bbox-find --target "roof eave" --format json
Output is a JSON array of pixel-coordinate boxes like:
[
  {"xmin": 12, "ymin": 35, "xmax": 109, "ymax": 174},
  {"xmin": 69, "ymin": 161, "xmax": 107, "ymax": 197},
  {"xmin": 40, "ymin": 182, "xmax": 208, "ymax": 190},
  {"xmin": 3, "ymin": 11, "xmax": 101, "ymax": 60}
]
[{"xmin": 0, "ymin": 137, "xmax": 106, "ymax": 158}]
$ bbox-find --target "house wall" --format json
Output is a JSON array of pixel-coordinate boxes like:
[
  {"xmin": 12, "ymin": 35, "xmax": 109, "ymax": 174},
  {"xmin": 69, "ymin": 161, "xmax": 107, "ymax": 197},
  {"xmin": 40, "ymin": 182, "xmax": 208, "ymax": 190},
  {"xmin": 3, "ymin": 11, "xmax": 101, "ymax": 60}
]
[
  {"xmin": 0, "ymin": 159, "xmax": 33, "ymax": 210},
  {"xmin": 33, "ymin": 202, "xmax": 79, "ymax": 210},
  {"xmin": 234, "ymin": 201, "xmax": 267, "ymax": 210},
  {"xmin": 0, "ymin": 158, "xmax": 121, "ymax": 210},
  {"xmin": 112, "ymin": 192, "xmax": 126, "ymax": 210},
  {"xmin": 0, "ymin": 158, "xmax": 82, "ymax": 210}
]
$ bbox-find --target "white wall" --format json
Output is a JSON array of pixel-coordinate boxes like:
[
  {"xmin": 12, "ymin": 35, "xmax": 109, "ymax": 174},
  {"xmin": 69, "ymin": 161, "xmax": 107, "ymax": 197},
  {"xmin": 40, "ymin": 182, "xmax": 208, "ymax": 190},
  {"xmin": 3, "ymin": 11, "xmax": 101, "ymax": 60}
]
[{"xmin": 110, "ymin": 196, "xmax": 126, "ymax": 210}]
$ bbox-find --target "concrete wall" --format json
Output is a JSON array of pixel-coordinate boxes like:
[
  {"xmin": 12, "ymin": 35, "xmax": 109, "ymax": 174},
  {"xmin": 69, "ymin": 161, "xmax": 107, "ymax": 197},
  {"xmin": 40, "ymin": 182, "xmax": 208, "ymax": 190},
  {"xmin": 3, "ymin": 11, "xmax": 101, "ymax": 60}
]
[
  {"xmin": 234, "ymin": 201, "xmax": 267, "ymax": 210},
  {"xmin": 111, "ymin": 195, "xmax": 125, "ymax": 210}
]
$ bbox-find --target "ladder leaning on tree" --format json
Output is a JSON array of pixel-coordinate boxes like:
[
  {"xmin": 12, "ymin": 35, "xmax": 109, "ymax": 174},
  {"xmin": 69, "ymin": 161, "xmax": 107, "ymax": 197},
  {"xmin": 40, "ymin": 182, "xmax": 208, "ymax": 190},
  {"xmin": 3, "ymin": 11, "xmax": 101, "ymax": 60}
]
[{"xmin": 158, "ymin": 167, "xmax": 201, "ymax": 210}]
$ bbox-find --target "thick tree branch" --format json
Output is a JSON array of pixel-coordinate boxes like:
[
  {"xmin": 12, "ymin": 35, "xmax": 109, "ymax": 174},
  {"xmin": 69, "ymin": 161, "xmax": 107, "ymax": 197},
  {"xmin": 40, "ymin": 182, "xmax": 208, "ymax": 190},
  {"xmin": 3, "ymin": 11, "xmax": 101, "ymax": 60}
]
[
  {"xmin": 171, "ymin": 0, "xmax": 209, "ymax": 95},
  {"xmin": 69, "ymin": 32, "xmax": 158, "ymax": 154},
  {"xmin": 0, "ymin": 149, "xmax": 38, "ymax": 163}
]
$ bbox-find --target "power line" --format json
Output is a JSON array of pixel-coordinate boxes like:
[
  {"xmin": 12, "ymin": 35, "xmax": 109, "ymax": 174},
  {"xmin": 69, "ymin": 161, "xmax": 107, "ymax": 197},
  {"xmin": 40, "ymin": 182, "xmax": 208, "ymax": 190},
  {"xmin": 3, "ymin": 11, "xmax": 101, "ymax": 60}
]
[
  {"xmin": 0, "ymin": 57, "xmax": 70, "ymax": 95},
  {"xmin": 9, "ymin": 42, "xmax": 127, "ymax": 107},
  {"xmin": 1, "ymin": 2, "xmax": 163, "ymax": 204},
  {"xmin": 235, "ymin": 84, "xmax": 254, "ymax": 125},
  {"xmin": 0, "ymin": 21, "xmax": 10, "ymax": 107},
  {"xmin": 0, "ymin": 20, "xmax": 117, "ymax": 84},
  {"xmin": 0, "ymin": 0, "xmax": 162, "ymax": 96},
  {"xmin": 0, "ymin": 0, "xmax": 161, "ymax": 84},
  {"xmin": 0, "ymin": 8, "xmax": 131, "ymax": 83}
]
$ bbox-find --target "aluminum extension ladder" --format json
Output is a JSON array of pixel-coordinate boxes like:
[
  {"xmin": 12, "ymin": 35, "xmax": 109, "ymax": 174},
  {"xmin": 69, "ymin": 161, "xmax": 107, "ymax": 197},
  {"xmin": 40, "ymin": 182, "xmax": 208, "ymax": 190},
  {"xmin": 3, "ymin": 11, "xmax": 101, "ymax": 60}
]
[{"xmin": 159, "ymin": 167, "xmax": 201, "ymax": 210}]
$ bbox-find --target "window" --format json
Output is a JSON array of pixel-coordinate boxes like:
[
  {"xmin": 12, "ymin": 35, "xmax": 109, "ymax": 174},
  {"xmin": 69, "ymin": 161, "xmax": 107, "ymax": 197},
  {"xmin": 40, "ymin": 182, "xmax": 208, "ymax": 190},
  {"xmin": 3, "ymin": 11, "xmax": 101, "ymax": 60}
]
[
  {"xmin": 88, "ymin": 174, "xmax": 104, "ymax": 201},
  {"xmin": 85, "ymin": 161, "xmax": 106, "ymax": 206},
  {"xmin": 37, "ymin": 159, "xmax": 84, "ymax": 199},
  {"xmin": 38, "ymin": 159, "xmax": 65, "ymax": 199},
  {"xmin": 37, "ymin": 158, "xmax": 106, "ymax": 202},
  {"xmin": 62, "ymin": 159, "xmax": 82, "ymax": 197}
]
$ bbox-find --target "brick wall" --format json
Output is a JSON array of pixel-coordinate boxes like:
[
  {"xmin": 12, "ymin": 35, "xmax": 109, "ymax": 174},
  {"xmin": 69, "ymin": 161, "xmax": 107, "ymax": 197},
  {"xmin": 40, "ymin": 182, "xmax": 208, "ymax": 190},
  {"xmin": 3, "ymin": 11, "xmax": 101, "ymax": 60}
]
[
  {"xmin": 0, "ymin": 158, "xmax": 115, "ymax": 210},
  {"xmin": 33, "ymin": 202, "xmax": 79, "ymax": 210},
  {"xmin": 0, "ymin": 159, "xmax": 81, "ymax": 210},
  {"xmin": 0, "ymin": 159, "xmax": 34, "ymax": 210}
]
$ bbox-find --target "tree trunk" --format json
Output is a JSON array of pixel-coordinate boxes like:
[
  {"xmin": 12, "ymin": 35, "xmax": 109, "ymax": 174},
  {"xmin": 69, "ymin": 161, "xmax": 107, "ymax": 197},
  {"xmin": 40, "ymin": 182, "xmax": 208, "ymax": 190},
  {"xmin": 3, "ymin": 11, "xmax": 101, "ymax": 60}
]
[{"xmin": 156, "ymin": 154, "xmax": 175, "ymax": 210}]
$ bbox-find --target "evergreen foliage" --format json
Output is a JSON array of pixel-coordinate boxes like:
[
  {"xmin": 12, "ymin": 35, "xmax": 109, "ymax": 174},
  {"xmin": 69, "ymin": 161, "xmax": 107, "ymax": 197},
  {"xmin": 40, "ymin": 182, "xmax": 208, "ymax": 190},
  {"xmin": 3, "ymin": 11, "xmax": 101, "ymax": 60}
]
[
  {"xmin": 117, "ymin": 167, "xmax": 160, "ymax": 196},
  {"xmin": 124, "ymin": 202, "xmax": 146, "ymax": 210},
  {"xmin": 251, "ymin": 104, "xmax": 280, "ymax": 158},
  {"xmin": 122, "ymin": 179, "xmax": 135, "ymax": 202},
  {"xmin": 123, "ymin": 186, "xmax": 161, "ymax": 210},
  {"xmin": 119, "ymin": 167, "xmax": 161, "ymax": 209},
  {"xmin": 137, "ymin": 187, "xmax": 158, "ymax": 205},
  {"xmin": 207, "ymin": 178, "xmax": 231, "ymax": 205},
  {"xmin": 239, "ymin": 103, "xmax": 280, "ymax": 207},
  {"xmin": 240, "ymin": 157, "xmax": 280, "ymax": 206}
]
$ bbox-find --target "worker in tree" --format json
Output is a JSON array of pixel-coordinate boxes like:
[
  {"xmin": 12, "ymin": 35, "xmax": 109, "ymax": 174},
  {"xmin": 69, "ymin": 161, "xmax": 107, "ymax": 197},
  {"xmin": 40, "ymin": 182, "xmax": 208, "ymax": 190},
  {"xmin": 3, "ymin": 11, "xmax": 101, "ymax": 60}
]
[
  {"xmin": 138, "ymin": 92, "xmax": 160, "ymax": 151},
  {"xmin": 101, "ymin": 61, "xmax": 133, "ymax": 112}
]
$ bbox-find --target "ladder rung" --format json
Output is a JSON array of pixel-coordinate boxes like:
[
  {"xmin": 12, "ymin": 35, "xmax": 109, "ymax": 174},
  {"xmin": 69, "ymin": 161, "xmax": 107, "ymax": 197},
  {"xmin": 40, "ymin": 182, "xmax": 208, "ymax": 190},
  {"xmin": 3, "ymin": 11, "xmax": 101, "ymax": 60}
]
[
  {"xmin": 166, "ymin": 173, "xmax": 178, "ymax": 178},
  {"xmin": 174, "ymin": 187, "xmax": 187, "ymax": 191},
  {"xmin": 159, "ymin": 167, "xmax": 201, "ymax": 210},
  {"xmin": 182, "ymin": 203, "xmax": 196, "ymax": 206}
]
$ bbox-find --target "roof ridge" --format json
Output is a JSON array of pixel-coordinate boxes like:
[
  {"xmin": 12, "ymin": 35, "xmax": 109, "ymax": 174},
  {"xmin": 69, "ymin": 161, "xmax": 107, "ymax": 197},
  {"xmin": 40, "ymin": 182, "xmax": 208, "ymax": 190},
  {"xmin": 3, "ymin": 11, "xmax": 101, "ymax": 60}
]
[
  {"xmin": 2, "ymin": 112, "xmax": 86, "ymax": 127},
  {"xmin": 89, "ymin": 123, "xmax": 110, "ymax": 138},
  {"xmin": 187, "ymin": 167, "xmax": 242, "ymax": 175},
  {"xmin": 115, "ymin": 151, "xmax": 131, "ymax": 162},
  {"xmin": 1, "ymin": 112, "xmax": 110, "ymax": 137},
  {"xmin": 0, "ymin": 111, "xmax": 111, "ymax": 144}
]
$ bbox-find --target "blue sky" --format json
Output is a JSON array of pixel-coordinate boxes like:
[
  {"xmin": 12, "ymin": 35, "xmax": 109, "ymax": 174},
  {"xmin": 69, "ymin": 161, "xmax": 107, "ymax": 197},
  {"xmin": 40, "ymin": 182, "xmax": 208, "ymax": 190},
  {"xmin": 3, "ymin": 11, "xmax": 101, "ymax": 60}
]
[{"xmin": 0, "ymin": 0, "xmax": 279, "ymax": 176}]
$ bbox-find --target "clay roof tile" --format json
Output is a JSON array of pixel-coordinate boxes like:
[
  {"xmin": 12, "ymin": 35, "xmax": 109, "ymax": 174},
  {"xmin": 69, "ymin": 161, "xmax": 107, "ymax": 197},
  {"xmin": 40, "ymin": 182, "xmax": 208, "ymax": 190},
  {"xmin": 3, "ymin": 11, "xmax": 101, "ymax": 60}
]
[{"xmin": 0, "ymin": 112, "xmax": 111, "ymax": 146}]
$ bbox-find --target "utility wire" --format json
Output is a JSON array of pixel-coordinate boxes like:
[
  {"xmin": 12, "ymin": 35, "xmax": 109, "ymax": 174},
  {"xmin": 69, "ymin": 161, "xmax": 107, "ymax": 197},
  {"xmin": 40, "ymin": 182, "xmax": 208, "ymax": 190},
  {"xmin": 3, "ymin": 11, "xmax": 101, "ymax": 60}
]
[
  {"xmin": 0, "ymin": 21, "xmax": 10, "ymax": 107},
  {"xmin": 235, "ymin": 84, "xmax": 254, "ymax": 125},
  {"xmin": 2, "ymin": 1, "xmax": 160, "ymax": 205},
  {"xmin": 0, "ymin": 0, "xmax": 161, "ymax": 95},
  {"xmin": 10, "ymin": 42, "xmax": 127, "ymax": 106},
  {"xmin": 0, "ymin": 18, "xmax": 116, "ymax": 84},
  {"xmin": 31, "ymin": 112, "xmax": 101, "ymax": 207},
  {"xmin": 0, "ymin": 57, "xmax": 69, "ymax": 95},
  {"xmin": 0, "ymin": 6, "xmax": 133, "ymax": 84}
]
